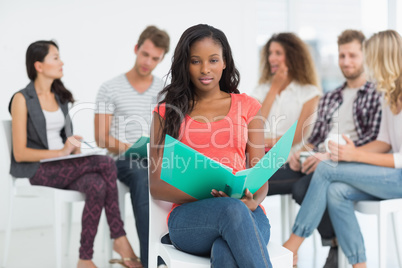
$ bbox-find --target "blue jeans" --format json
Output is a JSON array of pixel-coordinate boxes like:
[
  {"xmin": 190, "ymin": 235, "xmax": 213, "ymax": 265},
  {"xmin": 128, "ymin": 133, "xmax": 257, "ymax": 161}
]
[
  {"xmin": 168, "ymin": 197, "xmax": 272, "ymax": 268},
  {"xmin": 292, "ymin": 161, "xmax": 402, "ymax": 264},
  {"xmin": 116, "ymin": 157, "xmax": 149, "ymax": 268}
]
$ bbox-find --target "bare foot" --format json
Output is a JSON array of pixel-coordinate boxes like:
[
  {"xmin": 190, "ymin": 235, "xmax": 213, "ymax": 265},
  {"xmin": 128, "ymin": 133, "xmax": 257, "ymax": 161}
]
[
  {"xmin": 77, "ymin": 259, "xmax": 97, "ymax": 268},
  {"xmin": 113, "ymin": 236, "xmax": 143, "ymax": 268},
  {"xmin": 292, "ymin": 253, "xmax": 298, "ymax": 267},
  {"xmin": 283, "ymin": 234, "xmax": 304, "ymax": 266},
  {"xmin": 282, "ymin": 242, "xmax": 298, "ymax": 266}
]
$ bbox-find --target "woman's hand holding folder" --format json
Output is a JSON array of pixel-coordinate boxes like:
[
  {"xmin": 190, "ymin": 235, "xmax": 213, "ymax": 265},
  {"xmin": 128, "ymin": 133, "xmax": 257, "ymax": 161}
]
[{"xmin": 211, "ymin": 188, "xmax": 259, "ymax": 211}]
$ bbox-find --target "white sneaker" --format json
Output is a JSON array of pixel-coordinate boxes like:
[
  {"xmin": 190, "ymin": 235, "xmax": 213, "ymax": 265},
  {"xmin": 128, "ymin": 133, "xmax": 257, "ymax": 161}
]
[{"xmin": 158, "ymin": 265, "xmax": 168, "ymax": 268}]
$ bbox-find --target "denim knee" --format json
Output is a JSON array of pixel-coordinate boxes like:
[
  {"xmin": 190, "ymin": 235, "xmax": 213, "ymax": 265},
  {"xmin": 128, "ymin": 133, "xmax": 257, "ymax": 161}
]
[
  {"xmin": 327, "ymin": 182, "xmax": 349, "ymax": 205},
  {"xmin": 218, "ymin": 198, "xmax": 250, "ymax": 228},
  {"xmin": 316, "ymin": 160, "xmax": 337, "ymax": 175}
]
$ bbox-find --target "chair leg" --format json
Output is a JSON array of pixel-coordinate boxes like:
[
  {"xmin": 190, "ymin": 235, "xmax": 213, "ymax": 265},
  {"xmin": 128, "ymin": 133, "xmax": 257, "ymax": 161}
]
[
  {"xmin": 391, "ymin": 213, "xmax": 402, "ymax": 268},
  {"xmin": 312, "ymin": 231, "xmax": 318, "ymax": 268},
  {"xmin": 288, "ymin": 195, "xmax": 295, "ymax": 234},
  {"xmin": 338, "ymin": 246, "xmax": 349, "ymax": 268},
  {"xmin": 2, "ymin": 194, "xmax": 14, "ymax": 268},
  {"xmin": 280, "ymin": 195, "xmax": 289, "ymax": 243},
  {"xmin": 54, "ymin": 197, "xmax": 63, "ymax": 268},
  {"xmin": 148, "ymin": 243, "xmax": 158, "ymax": 268},
  {"xmin": 378, "ymin": 211, "xmax": 387, "ymax": 268},
  {"xmin": 65, "ymin": 203, "xmax": 73, "ymax": 256}
]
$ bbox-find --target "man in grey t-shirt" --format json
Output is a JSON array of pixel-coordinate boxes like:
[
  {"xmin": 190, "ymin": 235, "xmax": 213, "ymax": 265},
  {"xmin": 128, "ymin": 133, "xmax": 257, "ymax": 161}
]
[{"xmin": 95, "ymin": 26, "xmax": 170, "ymax": 268}]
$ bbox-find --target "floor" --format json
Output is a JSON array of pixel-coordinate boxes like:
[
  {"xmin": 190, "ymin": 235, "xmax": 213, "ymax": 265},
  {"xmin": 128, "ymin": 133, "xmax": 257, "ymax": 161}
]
[{"xmin": 0, "ymin": 195, "xmax": 401, "ymax": 268}]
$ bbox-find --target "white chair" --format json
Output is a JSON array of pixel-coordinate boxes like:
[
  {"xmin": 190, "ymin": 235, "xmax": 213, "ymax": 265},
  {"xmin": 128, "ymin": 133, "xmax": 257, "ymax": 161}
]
[
  {"xmin": 147, "ymin": 144, "xmax": 293, "ymax": 268},
  {"xmin": 338, "ymin": 198, "xmax": 402, "ymax": 268},
  {"xmin": 1, "ymin": 120, "xmax": 86, "ymax": 268}
]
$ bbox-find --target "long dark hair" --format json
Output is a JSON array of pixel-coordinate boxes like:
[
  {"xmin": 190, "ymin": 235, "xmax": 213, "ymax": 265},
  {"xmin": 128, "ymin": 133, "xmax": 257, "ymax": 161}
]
[
  {"xmin": 26, "ymin": 40, "xmax": 74, "ymax": 103},
  {"xmin": 157, "ymin": 24, "xmax": 240, "ymax": 144}
]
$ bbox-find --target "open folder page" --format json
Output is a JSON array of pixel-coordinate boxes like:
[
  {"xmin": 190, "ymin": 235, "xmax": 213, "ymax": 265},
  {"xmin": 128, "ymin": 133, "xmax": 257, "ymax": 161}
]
[{"xmin": 160, "ymin": 121, "xmax": 297, "ymax": 199}]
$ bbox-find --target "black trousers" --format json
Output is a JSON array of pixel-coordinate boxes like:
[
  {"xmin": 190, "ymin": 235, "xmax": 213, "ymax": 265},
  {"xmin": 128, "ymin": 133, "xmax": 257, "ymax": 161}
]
[{"xmin": 268, "ymin": 163, "xmax": 335, "ymax": 243}]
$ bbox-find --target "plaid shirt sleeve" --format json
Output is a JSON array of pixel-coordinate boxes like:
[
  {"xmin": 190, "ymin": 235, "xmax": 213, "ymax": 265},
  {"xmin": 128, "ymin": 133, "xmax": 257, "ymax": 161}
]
[
  {"xmin": 354, "ymin": 85, "xmax": 382, "ymax": 146},
  {"xmin": 307, "ymin": 96, "xmax": 328, "ymax": 149}
]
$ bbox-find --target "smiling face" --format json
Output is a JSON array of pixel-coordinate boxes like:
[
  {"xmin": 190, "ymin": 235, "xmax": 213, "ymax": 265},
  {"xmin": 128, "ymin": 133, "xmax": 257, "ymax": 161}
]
[
  {"xmin": 189, "ymin": 37, "xmax": 226, "ymax": 94},
  {"xmin": 268, "ymin": 41, "xmax": 286, "ymax": 74},
  {"xmin": 134, "ymin": 38, "xmax": 166, "ymax": 77},
  {"xmin": 35, "ymin": 45, "xmax": 64, "ymax": 79},
  {"xmin": 338, "ymin": 40, "xmax": 364, "ymax": 80}
]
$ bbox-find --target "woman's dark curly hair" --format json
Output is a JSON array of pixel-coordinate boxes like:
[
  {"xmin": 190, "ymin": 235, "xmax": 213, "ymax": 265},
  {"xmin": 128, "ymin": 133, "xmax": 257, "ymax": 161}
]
[{"xmin": 259, "ymin": 33, "xmax": 319, "ymax": 87}]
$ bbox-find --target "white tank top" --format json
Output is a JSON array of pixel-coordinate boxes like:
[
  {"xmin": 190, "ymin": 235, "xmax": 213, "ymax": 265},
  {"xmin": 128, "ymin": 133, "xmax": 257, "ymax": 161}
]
[{"xmin": 43, "ymin": 108, "xmax": 65, "ymax": 150}]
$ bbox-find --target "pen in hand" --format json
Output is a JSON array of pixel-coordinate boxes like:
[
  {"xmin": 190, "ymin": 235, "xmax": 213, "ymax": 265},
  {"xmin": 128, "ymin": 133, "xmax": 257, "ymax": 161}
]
[{"xmin": 80, "ymin": 139, "xmax": 94, "ymax": 149}]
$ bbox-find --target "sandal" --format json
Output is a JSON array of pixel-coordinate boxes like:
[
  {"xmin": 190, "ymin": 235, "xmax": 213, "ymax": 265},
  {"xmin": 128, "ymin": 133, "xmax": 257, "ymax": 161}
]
[{"xmin": 109, "ymin": 258, "xmax": 143, "ymax": 268}]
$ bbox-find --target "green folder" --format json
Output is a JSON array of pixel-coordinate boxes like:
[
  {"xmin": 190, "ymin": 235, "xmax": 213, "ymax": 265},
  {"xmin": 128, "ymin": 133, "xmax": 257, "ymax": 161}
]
[
  {"xmin": 124, "ymin": 136, "xmax": 150, "ymax": 158},
  {"xmin": 160, "ymin": 121, "xmax": 297, "ymax": 199}
]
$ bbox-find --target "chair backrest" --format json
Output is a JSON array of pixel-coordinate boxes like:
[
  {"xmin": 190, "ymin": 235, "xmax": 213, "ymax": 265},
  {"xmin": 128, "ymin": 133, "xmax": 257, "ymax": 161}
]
[
  {"xmin": 2, "ymin": 119, "xmax": 18, "ymax": 194},
  {"xmin": 147, "ymin": 144, "xmax": 173, "ymax": 244},
  {"xmin": 3, "ymin": 120, "xmax": 12, "ymax": 156},
  {"xmin": 149, "ymin": 190, "xmax": 174, "ymax": 241}
]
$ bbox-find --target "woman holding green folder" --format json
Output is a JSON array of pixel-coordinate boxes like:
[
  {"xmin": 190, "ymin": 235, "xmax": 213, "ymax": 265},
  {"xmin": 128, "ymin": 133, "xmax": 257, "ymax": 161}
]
[{"xmin": 149, "ymin": 24, "xmax": 272, "ymax": 267}]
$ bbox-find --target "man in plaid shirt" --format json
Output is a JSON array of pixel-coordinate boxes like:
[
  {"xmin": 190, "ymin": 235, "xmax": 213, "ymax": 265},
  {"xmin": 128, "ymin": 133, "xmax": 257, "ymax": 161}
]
[
  {"xmin": 268, "ymin": 30, "xmax": 382, "ymax": 268},
  {"xmin": 307, "ymin": 81, "xmax": 381, "ymax": 151}
]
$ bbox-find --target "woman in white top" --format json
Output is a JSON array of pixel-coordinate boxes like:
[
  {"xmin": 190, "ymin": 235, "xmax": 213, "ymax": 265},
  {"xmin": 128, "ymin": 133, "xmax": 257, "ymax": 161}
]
[
  {"xmin": 283, "ymin": 30, "xmax": 402, "ymax": 268},
  {"xmin": 251, "ymin": 33, "xmax": 321, "ymax": 153}
]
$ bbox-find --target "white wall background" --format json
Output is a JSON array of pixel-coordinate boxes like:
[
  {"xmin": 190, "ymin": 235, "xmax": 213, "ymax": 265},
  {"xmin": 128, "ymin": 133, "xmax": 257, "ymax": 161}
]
[{"xmin": 0, "ymin": 0, "xmax": 259, "ymax": 230}]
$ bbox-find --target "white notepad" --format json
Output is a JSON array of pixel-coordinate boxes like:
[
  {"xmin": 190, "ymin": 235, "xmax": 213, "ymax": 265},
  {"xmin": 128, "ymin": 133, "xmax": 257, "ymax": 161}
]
[{"xmin": 39, "ymin": 148, "xmax": 107, "ymax": 163}]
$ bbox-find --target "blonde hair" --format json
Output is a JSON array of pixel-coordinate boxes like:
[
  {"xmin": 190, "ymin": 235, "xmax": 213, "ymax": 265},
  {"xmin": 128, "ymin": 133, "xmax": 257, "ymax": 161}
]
[
  {"xmin": 259, "ymin": 32, "xmax": 319, "ymax": 87},
  {"xmin": 364, "ymin": 30, "xmax": 402, "ymax": 114}
]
